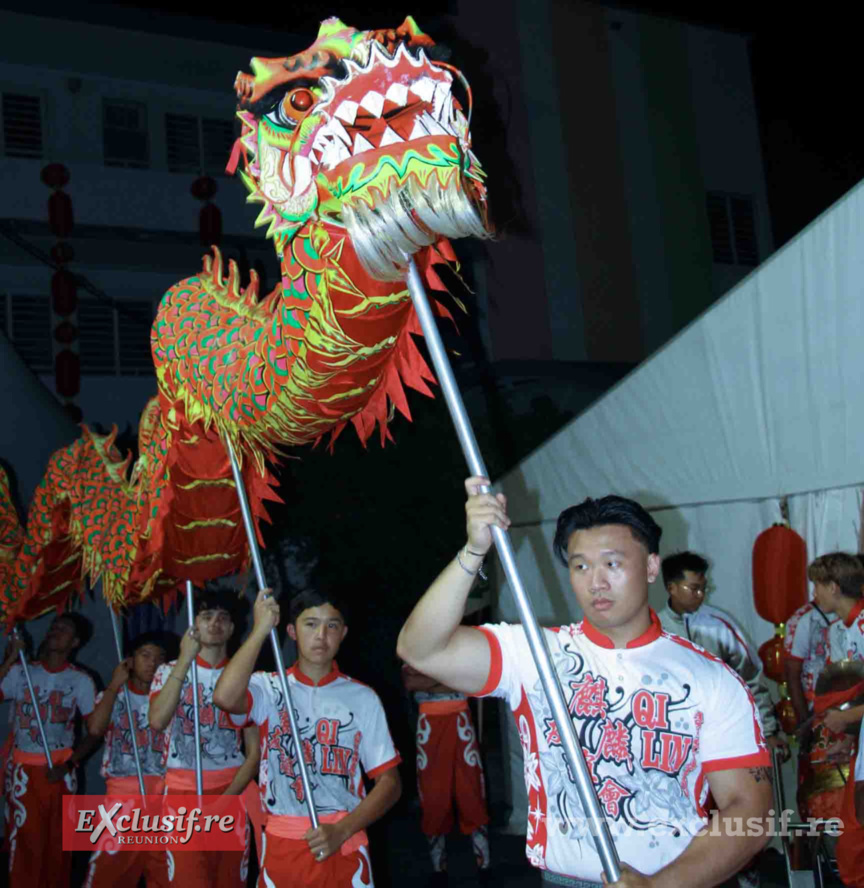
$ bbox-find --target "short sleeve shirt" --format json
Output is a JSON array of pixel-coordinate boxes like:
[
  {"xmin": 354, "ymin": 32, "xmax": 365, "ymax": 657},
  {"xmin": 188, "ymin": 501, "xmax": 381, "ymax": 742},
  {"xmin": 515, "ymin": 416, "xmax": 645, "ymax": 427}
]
[
  {"xmin": 826, "ymin": 600, "xmax": 864, "ymax": 664},
  {"xmin": 476, "ymin": 612, "xmax": 768, "ymax": 882},
  {"xmin": 784, "ymin": 603, "xmax": 832, "ymax": 702},
  {"xmin": 233, "ymin": 663, "xmax": 400, "ymax": 817},
  {"xmin": 150, "ymin": 658, "xmax": 244, "ymax": 771},
  {"xmin": 97, "ymin": 686, "xmax": 167, "ymax": 779},
  {"xmin": 0, "ymin": 662, "xmax": 95, "ymax": 755}
]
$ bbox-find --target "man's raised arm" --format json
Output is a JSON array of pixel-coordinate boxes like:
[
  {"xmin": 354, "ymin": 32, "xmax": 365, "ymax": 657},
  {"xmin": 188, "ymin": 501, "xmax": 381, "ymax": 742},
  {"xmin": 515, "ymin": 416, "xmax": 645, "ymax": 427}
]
[
  {"xmin": 396, "ymin": 476, "xmax": 508, "ymax": 695},
  {"xmin": 213, "ymin": 588, "xmax": 278, "ymax": 715}
]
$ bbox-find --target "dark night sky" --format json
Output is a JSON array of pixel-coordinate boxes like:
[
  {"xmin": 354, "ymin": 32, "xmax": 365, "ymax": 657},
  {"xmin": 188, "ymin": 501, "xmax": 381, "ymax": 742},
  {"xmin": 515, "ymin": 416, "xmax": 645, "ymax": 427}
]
[{"xmin": 3, "ymin": 0, "xmax": 860, "ymax": 248}]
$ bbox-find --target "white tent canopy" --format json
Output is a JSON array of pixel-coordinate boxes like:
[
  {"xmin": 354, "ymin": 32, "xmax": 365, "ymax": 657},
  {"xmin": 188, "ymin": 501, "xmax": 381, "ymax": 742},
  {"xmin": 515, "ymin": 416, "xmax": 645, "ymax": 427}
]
[{"xmin": 492, "ymin": 180, "xmax": 864, "ymax": 836}]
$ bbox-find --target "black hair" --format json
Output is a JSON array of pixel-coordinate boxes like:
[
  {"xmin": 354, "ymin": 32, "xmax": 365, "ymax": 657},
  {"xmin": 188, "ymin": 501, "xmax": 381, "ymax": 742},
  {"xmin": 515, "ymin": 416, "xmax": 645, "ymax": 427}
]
[
  {"xmin": 288, "ymin": 585, "xmax": 349, "ymax": 625},
  {"xmin": 54, "ymin": 612, "xmax": 93, "ymax": 648},
  {"xmin": 661, "ymin": 552, "xmax": 710, "ymax": 587},
  {"xmin": 553, "ymin": 495, "xmax": 662, "ymax": 565},
  {"xmin": 194, "ymin": 590, "xmax": 241, "ymax": 621},
  {"xmin": 129, "ymin": 630, "xmax": 174, "ymax": 658}
]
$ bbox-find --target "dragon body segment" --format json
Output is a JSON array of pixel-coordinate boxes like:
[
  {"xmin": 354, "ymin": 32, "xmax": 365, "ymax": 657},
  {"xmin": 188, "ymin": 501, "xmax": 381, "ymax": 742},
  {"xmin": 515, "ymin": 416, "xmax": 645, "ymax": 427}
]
[{"xmin": 0, "ymin": 16, "xmax": 489, "ymax": 622}]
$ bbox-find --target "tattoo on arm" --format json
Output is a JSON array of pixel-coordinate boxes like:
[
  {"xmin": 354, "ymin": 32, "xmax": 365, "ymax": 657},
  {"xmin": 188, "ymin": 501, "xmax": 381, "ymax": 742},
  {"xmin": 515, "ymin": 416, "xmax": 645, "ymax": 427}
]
[{"xmin": 747, "ymin": 767, "xmax": 772, "ymax": 784}]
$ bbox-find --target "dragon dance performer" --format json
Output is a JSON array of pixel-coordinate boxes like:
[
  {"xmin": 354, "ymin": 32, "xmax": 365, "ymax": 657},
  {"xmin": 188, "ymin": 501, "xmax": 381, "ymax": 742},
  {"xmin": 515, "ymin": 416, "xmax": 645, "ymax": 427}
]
[
  {"xmin": 0, "ymin": 614, "xmax": 98, "ymax": 887},
  {"xmin": 401, "ymin": 661, "xmax": 490, "ymax": 884},
  {"xmin": 214, "ymin": 587, "xmax": 402, "ymax": 888},
  {"xmin": 398, "ymin": 477, "xmax": 773, "ymax": 888},
  {"xmin": 148, "ymin": 592, "xmax": 259, "ymax": 887},
  {"xmin": 783, "ymin": 598, "xmax": 833, "ymax": 724},
  {"xmin": 83, "ymin": 631, "xmax": 171, "ymax": 888}
]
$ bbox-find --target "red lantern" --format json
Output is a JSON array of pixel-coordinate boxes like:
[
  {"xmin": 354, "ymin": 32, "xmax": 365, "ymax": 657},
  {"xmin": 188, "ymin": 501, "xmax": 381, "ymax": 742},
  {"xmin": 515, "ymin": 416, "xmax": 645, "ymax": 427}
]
[
  {"xmin": 190, "ymin": 175, "xmax": 218, "ymax": 201},
  {"xmin": 752, "ymin": 524, "xmax": 807, "ymax": 625},
  {"xmin": 758, "ymin": 635, "xmax": 785, "ymax": 683},
  {"xmin": 55, "ymin": 350, "xmax": 80, "ymax": 398},
  {"xmin": 63, "ymin": 402, "xmax": 83, "ymax": 424},
  {"xmin": 53, "ymin": 321, "xmax": 78, "ymax": 345},
  {"xmin": 51, "ymin": 270, "xmax": 78, "ymax": 316},
  {"xmin": 48, "ymin": 191, "xmax": 74, "ymax": 238},
  {"xmin": 40, "ymin": 163, "xmax": 70, "ymax": 189}
]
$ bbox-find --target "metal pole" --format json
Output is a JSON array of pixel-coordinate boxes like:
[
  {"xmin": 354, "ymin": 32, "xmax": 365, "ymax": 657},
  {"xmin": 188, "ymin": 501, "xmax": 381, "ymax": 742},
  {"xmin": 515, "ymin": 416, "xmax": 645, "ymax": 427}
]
[
  {"xmin": 224, "ymin": 436, "xmax": 319, "ymax": 828},
  {"xmin": 12, "ymin": 627, "xmax": 53, "ymax": 768},
  {"xmin": 406, "ymin": 258, "xmax": 621, "ymax": 882},
  {"xmin": 185, "ymin": 581, "xmax": 204, "ymax": 796},
  {"xmin": 108, "ymin": 608, "xmax": 147, "ymax": 797}
]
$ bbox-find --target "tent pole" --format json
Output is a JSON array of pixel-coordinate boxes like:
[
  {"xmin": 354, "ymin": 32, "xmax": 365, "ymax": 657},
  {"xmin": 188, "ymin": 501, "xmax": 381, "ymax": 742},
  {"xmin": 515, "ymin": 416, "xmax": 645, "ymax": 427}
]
[
  {"xmin": 224, "ymin": 436, "xmax": 319, "ymax": 828},
  {"xmin": 405, "ymin": 258, "xmax": 621, "ymax": 883}
]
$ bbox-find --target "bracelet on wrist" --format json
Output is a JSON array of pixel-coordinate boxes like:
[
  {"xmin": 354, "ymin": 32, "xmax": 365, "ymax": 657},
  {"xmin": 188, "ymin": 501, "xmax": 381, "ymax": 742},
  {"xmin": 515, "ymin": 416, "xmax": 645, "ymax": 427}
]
[
  {"xmin": 168, "ymin": 672, "xmax": 185, "ymax": 684},
  {"xmin": 456, "ymin": 546, "xmax": 487, "ymax": 581}
]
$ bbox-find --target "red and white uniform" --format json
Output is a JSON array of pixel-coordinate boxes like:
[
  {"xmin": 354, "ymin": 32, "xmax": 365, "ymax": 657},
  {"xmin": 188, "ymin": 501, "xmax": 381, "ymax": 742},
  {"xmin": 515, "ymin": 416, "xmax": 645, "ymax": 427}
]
[
  {"xmin": 83, "ymin": 685, "xmax": 169, "ymax": 888},
  {"xmin": 784, "ymin": 602, "xmax": 833, "ymax": 709},
  {"xmin": 826, "ymin": 599, "xmax": 864, "ymax": 664},
  {"xmin": 415, "ymin": 690, "xmax": 488, "ymax": 837},
  {"xmin": 476, "ymin": 612, "xmax": 768, "ymax": 883},
  {"xmin": 0, "ymin": 661, "xmax": 95, "ymax": 888},
  {"xmin": 233, "ymin": 662, "xmax": 400, "ymax": 888},
  {"xmin": 150, "ymin": 657, "xmax": 249, "ymax": 887}
]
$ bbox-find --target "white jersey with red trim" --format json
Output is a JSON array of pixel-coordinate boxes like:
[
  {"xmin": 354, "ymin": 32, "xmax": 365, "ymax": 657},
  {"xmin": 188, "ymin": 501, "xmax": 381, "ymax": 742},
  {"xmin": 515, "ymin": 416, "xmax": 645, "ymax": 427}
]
[
  {"xmin": 150, "ymin": 658, "xmax": 244, "ymax": 771},
  {"xmin": 234, "ymin": 663, "xmax": 400, "ymax": 817},
  {"xmin": 784, "ymin": 602, "xmax": 833, "ymax": 705},
  {"xmin": 97, "ymin": 686, "xmax": 167, "ymax": 779},
  {"xmin": 826, "ymin": 599, "xmax": 864, "ymax": 664},
  {"xmin": 477, "ymin": 612, "xmax": 769, "ymax": 882},
  {"xmin": 657, "ymin": 602, "xmax": 778, "ymax": 735},
  {"xmin": 856, "ymin": 719, "xmax": 864, "ymax": 783},
  {"xmin": 0, "ymin": 662, "xmax": 95, "ymax": 755}
]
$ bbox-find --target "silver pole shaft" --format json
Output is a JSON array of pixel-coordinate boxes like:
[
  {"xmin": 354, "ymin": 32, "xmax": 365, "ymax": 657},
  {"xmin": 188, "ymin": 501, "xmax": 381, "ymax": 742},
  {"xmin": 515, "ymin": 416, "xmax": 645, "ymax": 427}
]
[
  {"xmin": 12, "ymin": 627, "xmax": 53, "ymax": 768},
  {"xmin": 108, "ymin": 608, "xmax": 147, "ymax": 797},
  {"xmin": 225, "ymin": 436, "xmax": 319, "ymax": 828},
  {"xmin": 406, "ymin": 258, "xmax": 621, "ymax": 882},
  {"xmin": 185, "ymin": 581, "xmax": 204, "ymax": 796}
]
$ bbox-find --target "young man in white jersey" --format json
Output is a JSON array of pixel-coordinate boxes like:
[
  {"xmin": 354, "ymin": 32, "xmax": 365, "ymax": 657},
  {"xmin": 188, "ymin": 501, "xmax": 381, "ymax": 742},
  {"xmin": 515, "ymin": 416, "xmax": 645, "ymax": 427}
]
[
  {"xmin": 0, "ymin": 613, "xmax": 98, "ymax": 887},
  {"xmin": 83, "ymin": 631, "xmax": 170, "ymax": 888},
  {"xmin": 214, "ymin": 587, "xmax": 402, "ymax": 887},
  {"xmin": 148, "ymin": 592, "xmax": 259, "ymax": 887},
  {"xmin": 657, "ymin": 552, "xmax": 788, "ymax": 758},
  {"xmin": 398, "ymin": 477, "xmax": 773, "ymax": 888},
  {"xmin": 783, "ymin": 599, "xmax": 833, "ymax": 725}
]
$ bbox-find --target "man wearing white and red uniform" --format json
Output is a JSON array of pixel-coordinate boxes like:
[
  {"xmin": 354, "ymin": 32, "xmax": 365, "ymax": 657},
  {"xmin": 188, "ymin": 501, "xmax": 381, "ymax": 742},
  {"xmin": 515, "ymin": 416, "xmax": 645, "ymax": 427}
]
[
  {"xmin": 83, "ymin": 631, "xmax": 170, "ymax": 888},
  {"xmin": 398, "ymin": 477, "xmax": 773, "ymax": 888},
  {"xmin": 807, "ymin": 553, "xmax": 864, "ymax": 885},
  {"xmin": 214, "ymin": 587, "xmax": 402, "ymax": 888},
  {"xmin": 149, "ymin": 592, "xmax": 259, "ymax": 887},
  {"xmin": 783, "ymin": 600, "xmax": 833, "ymax": 724},
  {"xmin": 0, "ymin": 614, "xmax": 97, "ymax": 887},
  {"xmin": 402, "ymin": 663, "xmax": 490, "ymax": 883}
]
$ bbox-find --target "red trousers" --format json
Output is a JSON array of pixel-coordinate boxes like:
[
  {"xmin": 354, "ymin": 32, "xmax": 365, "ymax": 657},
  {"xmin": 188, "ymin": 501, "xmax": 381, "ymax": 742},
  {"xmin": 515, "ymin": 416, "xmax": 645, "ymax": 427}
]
[
  {"xmin": 165, "ymin": 782, "xmax": 249, "ymax": 888},
  {"xmin": 416, "ymin": 702, "xmax": 489, "ymax": 836},
  {"xmin": 5, "ymin": 753, "xmax": 75, "ymax": 887},
  {"xmin": 83, "ymin": 776, "xmax": 170, "ymax": 888},
  {"xmin": 257, "ymin": 831, "xmax": 374, "ymax": 888}
]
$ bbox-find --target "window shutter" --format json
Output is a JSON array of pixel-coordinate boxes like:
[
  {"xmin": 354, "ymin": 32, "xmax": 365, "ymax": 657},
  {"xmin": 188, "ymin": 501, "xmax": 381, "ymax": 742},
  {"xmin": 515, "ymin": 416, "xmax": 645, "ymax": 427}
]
[
  {"xmin": 201, "ymin": 118, "xmax": 235, "ymax": 174},
  {"xmin": 706, "ymin": 192, "xmax": 734, "ymax": 265},
  {"xmin": 9, "ymin": 295, "xmax": 52, "ymax": 371},
  {"xmin": 79, "ymin": 300, "xmax": 117, "ymax": 374},
  {"xmin": 117, "ymin": 301, "xmax": 154, "ymax": 374},
  {"xmin": 730, "ymin": 197, "xmax": 759, "ymax": 267},
  {"xmin": 2, "ymin": 93, "xmax": 43, "ymax": 159},
  {"xmin": 166, "ymin": 113, "xmax": 201, "ymax": 173},
  {"xmin": 103, "ymin": 100, "xmax": 149, "ymax": 169}
]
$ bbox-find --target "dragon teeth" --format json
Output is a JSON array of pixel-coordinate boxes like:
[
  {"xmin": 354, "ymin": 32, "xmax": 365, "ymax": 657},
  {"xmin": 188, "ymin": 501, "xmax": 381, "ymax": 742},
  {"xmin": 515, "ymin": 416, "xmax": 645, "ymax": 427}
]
[
  {"xmin": 334, "ymin": 101, "xmax": 359, "ymax": 125},
  {"xmin": 321, "ymin": 138, "xmax": 350, "ymax": 170},
  {"xmin": 292, "ymin": 155, "xmax": 312, "ymax": 197},
  {"xmin": 359, "ymin": 91, "xmax": 385, "ymax": 118},
  {"xmin": 420, "ymin": 112, "xmax": 449, "ymax": 137},
  {"xmin": 327, "ymin": 118, "xmax": 353, "ymax": 148},
  {"xmin": 432, "ymin": 81, "xmax": 452, "ymax": 120},
  {"xmin": 409, "ymin": 117, "xmax": 428, "ymax": 140},
  {"xmin": 379, "ymin": 126, "xmax": 403, "ymax": 147},
  {"xmin": 409, "ymin": 76, "xmax": 437, "ymax": 103},
  {"xmin": 385, "ymin": 83, "xmax": 409, "ymax": 106},
  {"xmin": 352, "ymin": 132, "xmax": 375, "ymax": 155}
]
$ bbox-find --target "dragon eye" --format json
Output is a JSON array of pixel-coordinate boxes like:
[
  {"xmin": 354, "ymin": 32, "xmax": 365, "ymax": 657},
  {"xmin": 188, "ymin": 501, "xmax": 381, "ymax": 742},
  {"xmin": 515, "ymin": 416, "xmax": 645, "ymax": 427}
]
[{"xmin": 290, "ymin": 89, "xmax": 314, "ymax": 112}]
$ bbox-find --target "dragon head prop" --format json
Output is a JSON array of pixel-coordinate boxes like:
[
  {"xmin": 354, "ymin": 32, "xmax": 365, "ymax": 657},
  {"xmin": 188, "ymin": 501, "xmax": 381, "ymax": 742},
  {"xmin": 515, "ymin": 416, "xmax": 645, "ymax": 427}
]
[{"xmin": 230, "ymin": 16, "xmax": 489, "ymax": 280}]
